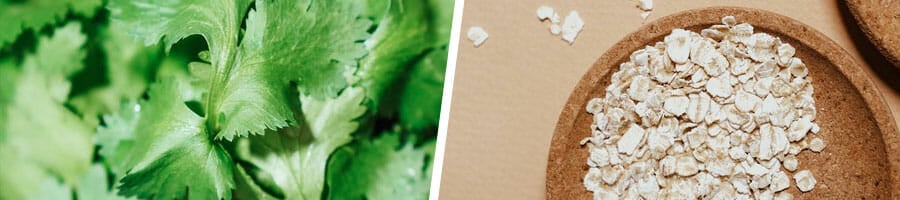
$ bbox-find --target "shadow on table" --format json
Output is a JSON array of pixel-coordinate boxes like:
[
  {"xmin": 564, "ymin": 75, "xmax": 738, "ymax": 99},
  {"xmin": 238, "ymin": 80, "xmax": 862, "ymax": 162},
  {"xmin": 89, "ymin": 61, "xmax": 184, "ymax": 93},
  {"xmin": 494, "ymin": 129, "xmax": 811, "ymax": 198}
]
[{"xmin": 836, "ymin": 1, "xmax": 900, "ymax": 92}]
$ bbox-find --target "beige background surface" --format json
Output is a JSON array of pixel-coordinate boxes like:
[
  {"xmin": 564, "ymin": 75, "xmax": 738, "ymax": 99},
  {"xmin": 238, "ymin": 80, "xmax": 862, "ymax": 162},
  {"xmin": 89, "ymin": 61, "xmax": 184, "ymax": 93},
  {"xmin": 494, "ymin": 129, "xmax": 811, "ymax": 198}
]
[{"xmin": 440, "ymin": 0, "xmax": 900, "ymax": 199}]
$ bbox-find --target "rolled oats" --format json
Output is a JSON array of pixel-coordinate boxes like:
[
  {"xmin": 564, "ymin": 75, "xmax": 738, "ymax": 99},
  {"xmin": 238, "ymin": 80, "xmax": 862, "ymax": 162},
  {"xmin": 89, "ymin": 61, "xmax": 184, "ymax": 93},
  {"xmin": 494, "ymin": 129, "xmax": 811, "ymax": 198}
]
[
  {"xmin": 636, "ymin": 0, "xmax": 653, "ymax": 20},
  {"xmin": 561, "ymin": 11, "xmax": 584, "ymax": 44},
  {"xmin": 618, "ymin": 124, "xmax": 646, "ymax": 155},
  {"xmin": 675, "ymin": 155, "xmax": 700, "ymax": 176},
  {"xmin": 466, "ymin": 26, "xmax": 488, "ymax": 47},
  {"xmin": 666, "ymin": 29, "xmax": 693, "ymax": 64},
  {"xmin": 793, "ymin": 170, "xmax": 817, "ymax": 192},
  {"xmin": 598, "ymin": 171, "xmax": 619, "ymax": 191},
  {"xmin": 536, "ymin": 6, "xmax": 555, "ymax": 21},
  {"xmin": 637, "ymin": 0, "xmax": 653, "ymax": 11},
  {"xmin": 537, "ymin": 6, "xmax": 582, "ymax": 43},
  {"xmin": 584, "ymin": 167, "xmax": 604, "ymax": 192},
  {"xmin": 707, "ymin": 75, "xmax": 734, "ymax": 98},
  {"xmin": 774, "ymin": 192, "xmax": 794, "ymax": 200},
  {"xmin": 582, "ymin": 16, "xmax": 822, "ymax": 199},
  {"xmin": 663, "ymin": 95, "xmax": 689, "ymax": 116},
  {"xmin": 640, "ymin": 12, "xmax": 651, "ymax": 21},
  {"xmin": 770, "ymin": 171, "xmax": 791, "ymax": 192},
  {"xmin": 550, "ymin": 24, "xmax": 561, "ymax": 35},
  {"xmin": 808, "ymin": 137, "xmax": 826, "ymax": 152}
]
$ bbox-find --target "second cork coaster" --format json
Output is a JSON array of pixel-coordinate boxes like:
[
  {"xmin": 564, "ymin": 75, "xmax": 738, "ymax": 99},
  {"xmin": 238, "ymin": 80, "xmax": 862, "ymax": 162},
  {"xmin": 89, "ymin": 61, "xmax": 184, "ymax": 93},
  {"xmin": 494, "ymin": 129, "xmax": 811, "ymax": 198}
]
[{"xmin": 847, "ymin": 0, "xmax": 900, "ymax": 68}]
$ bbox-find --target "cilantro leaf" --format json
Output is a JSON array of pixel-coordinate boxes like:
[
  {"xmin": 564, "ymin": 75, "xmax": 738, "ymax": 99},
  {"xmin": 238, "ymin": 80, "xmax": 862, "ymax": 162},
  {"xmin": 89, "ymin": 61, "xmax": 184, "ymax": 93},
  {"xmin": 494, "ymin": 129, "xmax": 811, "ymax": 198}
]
[
  {"xmin": 0, "ymin": 144, "xmax": 47, "ymax": 200},
  {"xmin": 75, "ymin": 164, "xmax": 134, "ymax": 200},
  {"xmin": 427, "ymin": 0, "xmax": 454, "ymax": 47},
  {"xmin": 234, "ymin": 165, "xmax": 278, "ymax": 200},
  {"xmin": 109, "ymin": 0, "xmax": 371, "ymax": 141},
  {"xmin": 3, "ymin": 0, "xmax": 449, "ymax": 199},
  {"xmin": 327, "ymin": 131, "xmax": 436, "ymax": 200},
  {"xmin": 159, "ymin": 56, "xmax": 206, "ymax": 103},
  {"xmin": 95, "ymin": 101, "xmax": 140, "ymax": 178},
  {"xmin": 93, "ymin": 56, "xmax": 198, "ymax": 177},
  {"xmin": 30, "ymin": 178, "xmax": 73, "ymax": 200},
  {"xmin": 107, "ymin": 0, "xmax": 271, "ymax": 140},
  {"xmin": 70, "ymin": 24, "xmax": 161, "ymax": 120},
  {"xmin": 356, "ymin": 0, "xmax": 432, "ymax": 111},
  {"xmin": 400, "ymin": 48, "xmax": 447, "ymax": 131},
  {"xmin": 103, "ymin": 80, "xmax": 235, "ymax": 200},
  {"xmin": 236, "ymin": 85, "xmax": 367, "ymax": 200},
  {"xmin": 0, "ymin": 22, "xmax": 93, "ymax": 200},
  {"xmin": 195, "ymin": 2, "xmax": 293, "ymax": 141},
  {"xmin": 0, "ymin": 0, "xmax": 102, "ymax": 44},
  {"xmin": 106, "ymin": 0, "xmax": 252, "ymax": 53},
  {"xmin": 251, "ymin": 0, "xmax": 370, "ymax": 99},
  {"xmin": 212, "ymin": 0, "xmax": 371, "ymax": 140},
  {"xmin": 0, "ymin": 61, "xmax": 13, "ymax": 138}
]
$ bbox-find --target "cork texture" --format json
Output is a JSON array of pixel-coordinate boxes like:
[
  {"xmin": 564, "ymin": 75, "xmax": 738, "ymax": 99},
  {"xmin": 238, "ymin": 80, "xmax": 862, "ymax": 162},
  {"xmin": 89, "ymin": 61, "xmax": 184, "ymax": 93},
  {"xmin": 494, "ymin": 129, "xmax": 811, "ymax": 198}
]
[
  {"xmin": 847, "ymin": 0, "xmax": 900, "ymax": 68},
  {"xmin": 546, "ymin": 7, "xmax": 900, "ymax": 199}
]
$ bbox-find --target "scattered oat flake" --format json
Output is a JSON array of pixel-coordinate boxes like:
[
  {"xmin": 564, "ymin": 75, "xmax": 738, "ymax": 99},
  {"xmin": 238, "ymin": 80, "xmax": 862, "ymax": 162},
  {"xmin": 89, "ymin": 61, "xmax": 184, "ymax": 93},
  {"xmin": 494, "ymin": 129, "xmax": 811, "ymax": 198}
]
[
  {"xmin": 467, "ymin": 26, "xmax": 488, "ymax": 47},
  {"xmin": 561, "ymin": 11, "xmax": 584, "ymax": 44},
  {"xmin": 638, "ymin": 0, "xmax": 653, "ymax": 10},
  {"xmin": 640, "ymin": 12, "xmax": 651, "ymax": 20},
  {"xmin": 808, "ymin": 137, "xmax": 826, "ymax": 152},
  {"xmin": 794, "ymin": 170, "xmax": 817, "ymax": 192},
  {"xmin": 535, "ymin": 6, "xmax": 569, "ymax": 38},
  {"xmin": 536, "ymin": 7, "xmax": 581, "ymax": 43},
  {"xmin": 783, "ymin": 155, "xmax": 799, "ymax": 172},
  {"xmin": 582, "ymin": 16, "xmax": 821, "ymax": 199},
  {"xmin": 637, "ymin": 0, "xmax": 653, "ymax": 21},
  {"xmin": 549, "ymin": 24, "xmax": 562, "ymax": 35},
  {"xmin": 537, "ymin": 6, "xmax": 555, "ymax": 20}
]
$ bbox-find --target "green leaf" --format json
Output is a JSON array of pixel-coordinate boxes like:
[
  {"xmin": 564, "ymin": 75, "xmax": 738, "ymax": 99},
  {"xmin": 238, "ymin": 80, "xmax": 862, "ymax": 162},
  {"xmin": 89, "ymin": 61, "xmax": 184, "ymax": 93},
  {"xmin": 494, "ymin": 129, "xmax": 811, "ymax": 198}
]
[
  {"xmin": 327, "ymin": 131, "xmax": 435, "ymax": 200},
  {"xmin": 0, "ymin": 144, "xmax": 47, "ymax": 200},
  {"xmin": 29, "ymin": 22, "xmax": 89, "ymax": 78},
  {"xmin": 109, "ymin": 0, "xmax": 371, "ymax": 141},
  {"xmin": 107, "ymin": 0, "xmax": 266, "ymax": 141},
  {"xmin": 95, "ymin": 101, "xmax": 140, "ymax": 178},
  {"xmin": 427, "ymin": 0, "xmax": 454, "ymax": 47},
  {"xmin": 0, "ymin": 60, "xmax": 14, "ymax": 139},
  {"xmin": 0, "ymin": 0, "xmax": 102, "ymax": 45},
  {"xmin": 107, "ymin": 0, "xmax": 251, "ymax": 53},
  {"xmin": 0, "ymin": 22, "xmax": 92, "ymax": 200},
  {"xmin": 234, "ymin": 165, "xmax": 278, "ymax": 200},
  {"xmin": 96, "ymin": 56, "xmax": 198, "ymax": 179},
  {"xmin": 236, "ymin": 85, "xmax": 367, "ymax": 200},
  {"xmin": 159, "ymin": 56, "xmax": 205, "ymax": 103},
  {"xmin": 29, "ymin": 178, "xmax": 73, "ymax": 200},
  {"xmin": 75, "ymin": 164, "xmax": 134, "ymax": 200},
  {"xmin": 356, "ymin": 0, "xmax": 432, "ymax": 111},
  {"xmin": 251, "ymin": 0, "xmax": 370, "ymax": 99},
  {"xmin": 70, "ymin": 24, "xmax": 161, "ymax": 120},
  {"xmin": 197, "ymin": 2, "xmax": 293, "ymax": 141},
  {"xmin": 210, "ymin": 0, "xmax": 371, "ymax": 140},
  {"xmin": 400, "ymin": 48, "xmax": 447, "ymax": 131},
  {"xmin": 102, "ymin": 80, "xmax": 234, "ymax": 200}
]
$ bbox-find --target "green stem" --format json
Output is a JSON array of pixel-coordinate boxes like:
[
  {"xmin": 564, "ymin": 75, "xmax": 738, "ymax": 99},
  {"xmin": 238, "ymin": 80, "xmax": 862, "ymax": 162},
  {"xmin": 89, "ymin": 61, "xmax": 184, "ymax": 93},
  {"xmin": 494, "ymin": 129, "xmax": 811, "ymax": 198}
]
[{"xmin": 205, "ymin": 45, "xmax": 240, "ymax": 139}]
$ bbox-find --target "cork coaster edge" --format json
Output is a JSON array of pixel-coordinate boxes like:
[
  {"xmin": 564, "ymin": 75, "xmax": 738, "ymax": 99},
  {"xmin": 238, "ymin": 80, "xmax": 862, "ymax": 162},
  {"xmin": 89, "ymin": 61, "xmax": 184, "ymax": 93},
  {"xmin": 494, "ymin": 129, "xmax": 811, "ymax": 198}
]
[{"xmin": 846, "ymin": 0, "xmax": 900, "ymax": 67}]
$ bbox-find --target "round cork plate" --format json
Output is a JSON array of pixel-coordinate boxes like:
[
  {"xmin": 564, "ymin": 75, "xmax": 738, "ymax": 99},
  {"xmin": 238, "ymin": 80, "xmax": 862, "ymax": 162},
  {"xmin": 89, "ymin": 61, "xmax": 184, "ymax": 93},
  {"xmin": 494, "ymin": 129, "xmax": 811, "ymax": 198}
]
[
  {"xmin": 546, "ymin": 7, "xmax": 900, "ymax": 199},
  {"xmin": 847, "ymin": 0, "xmax": 900, "ymax": 68}
]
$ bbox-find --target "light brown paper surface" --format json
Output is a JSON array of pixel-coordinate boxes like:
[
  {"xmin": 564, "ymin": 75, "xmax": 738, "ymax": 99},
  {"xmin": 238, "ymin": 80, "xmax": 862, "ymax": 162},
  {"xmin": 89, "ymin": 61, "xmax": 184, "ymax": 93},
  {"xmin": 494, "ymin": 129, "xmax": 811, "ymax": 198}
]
[{"xmin": 440, "ymin": 0, "xmax": 900, "ymax": 199}]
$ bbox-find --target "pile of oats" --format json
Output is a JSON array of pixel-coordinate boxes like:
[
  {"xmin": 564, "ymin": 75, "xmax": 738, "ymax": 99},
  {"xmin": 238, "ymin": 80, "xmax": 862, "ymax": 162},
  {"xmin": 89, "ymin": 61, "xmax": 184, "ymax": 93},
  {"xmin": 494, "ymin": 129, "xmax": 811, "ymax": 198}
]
[
  {"xmin": 582, "ymin": 16, "xmax": 824, "ymax": 199},
  {"xmin": 536, "ymin": 6, "xmax": 584, "ymax": 44}
]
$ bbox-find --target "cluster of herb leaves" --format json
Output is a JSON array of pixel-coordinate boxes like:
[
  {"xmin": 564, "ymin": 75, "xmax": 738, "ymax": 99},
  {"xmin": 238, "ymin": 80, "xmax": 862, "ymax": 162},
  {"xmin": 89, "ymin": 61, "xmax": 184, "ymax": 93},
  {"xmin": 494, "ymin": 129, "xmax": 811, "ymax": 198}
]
[{"xmin": 0, "ymin": 0, "xmax": 451, "ymax": 199}]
